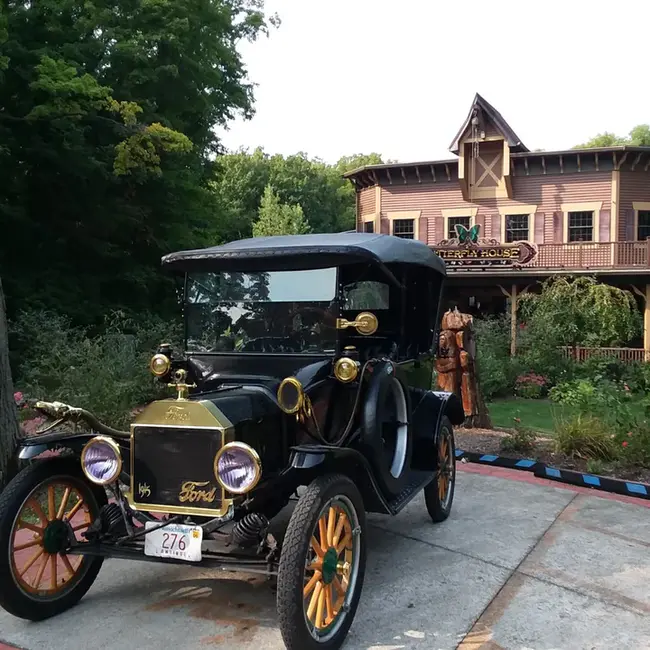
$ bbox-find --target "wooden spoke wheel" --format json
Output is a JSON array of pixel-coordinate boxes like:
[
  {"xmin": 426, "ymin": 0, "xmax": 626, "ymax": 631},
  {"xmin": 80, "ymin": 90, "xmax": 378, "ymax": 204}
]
[
  {"xmin": 0, "ymin": 457, "xmax": 107, "ymax": 621},
  {"xmin": 424, "ymin": 416, "xmax": 456, "ymax": 523},
  {"xmin": 277, "ymin": 474, "xmax": 366, "ymax": 650}
]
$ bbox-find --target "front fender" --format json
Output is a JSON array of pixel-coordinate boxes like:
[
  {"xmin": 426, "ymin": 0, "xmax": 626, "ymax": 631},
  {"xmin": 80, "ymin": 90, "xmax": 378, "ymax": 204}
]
[
  {"xmin": 289, "ymin": 445, "xmax": 391, "ymax": 515},
  {"xmin": 18, "ymin": 431, "xmax": 131, "ymax": 475}
]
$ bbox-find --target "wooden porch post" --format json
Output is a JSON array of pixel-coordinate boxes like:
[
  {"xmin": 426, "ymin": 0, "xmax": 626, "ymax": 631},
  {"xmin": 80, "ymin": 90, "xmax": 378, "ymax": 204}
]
[{"xmin": 645, "ymin": 284, "xmax": 650, "ymax": 362}]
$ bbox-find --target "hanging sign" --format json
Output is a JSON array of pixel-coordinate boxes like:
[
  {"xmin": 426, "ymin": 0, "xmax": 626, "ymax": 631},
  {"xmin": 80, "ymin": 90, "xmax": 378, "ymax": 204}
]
[{"xmin": 432, "ymin": 224, "xmax": 538, "ymax": 269}]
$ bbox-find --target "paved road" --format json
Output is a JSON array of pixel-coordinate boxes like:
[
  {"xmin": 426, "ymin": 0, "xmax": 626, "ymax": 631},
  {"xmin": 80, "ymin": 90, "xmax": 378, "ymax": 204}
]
[{"xmin": 1, "ymin": 467, "xmax": 649, "ymax": 650}]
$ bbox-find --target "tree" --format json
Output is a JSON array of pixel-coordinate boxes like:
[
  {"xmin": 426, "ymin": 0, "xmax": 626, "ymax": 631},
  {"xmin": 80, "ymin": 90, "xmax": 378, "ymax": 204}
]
[
  {"xmin": 252, "ymin": 185, "xmax": 311, "ymax": 237},
  {"xmin": 209, "ymin": 149, "xmax": 384, "ymax": 241},
  {"xmin": 0, "ymin": 0, "xmax": 274, "ymax": 325},
  {"xmin": 0, "ymin": 278, "xmax": 20, "ymax": 488},
  {"xmin": 574, "ymin": 125, "xmax": 650, "ymax": 148},
  {"xmin": 519, "ymin": 276, "xmax": 641, "ymax": 348}
]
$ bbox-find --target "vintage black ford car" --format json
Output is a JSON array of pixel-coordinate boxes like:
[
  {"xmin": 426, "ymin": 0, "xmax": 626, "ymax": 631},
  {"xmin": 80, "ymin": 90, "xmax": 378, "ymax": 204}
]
[{"xmin": 0, "ymin": 233, "xmax": 464, "ymax": 650}]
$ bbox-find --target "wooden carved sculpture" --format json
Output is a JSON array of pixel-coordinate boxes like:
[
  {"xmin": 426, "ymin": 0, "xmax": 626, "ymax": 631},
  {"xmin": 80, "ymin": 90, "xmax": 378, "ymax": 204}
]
[{"xmin": 435, "ymin": 307, "xmax": 492, "ymax": 429}]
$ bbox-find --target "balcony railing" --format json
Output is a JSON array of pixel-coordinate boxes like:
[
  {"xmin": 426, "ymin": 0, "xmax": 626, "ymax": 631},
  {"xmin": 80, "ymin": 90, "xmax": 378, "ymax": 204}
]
[{"xmin": 526, "ymin": 241, "xmax": 650, "ymax": 270}]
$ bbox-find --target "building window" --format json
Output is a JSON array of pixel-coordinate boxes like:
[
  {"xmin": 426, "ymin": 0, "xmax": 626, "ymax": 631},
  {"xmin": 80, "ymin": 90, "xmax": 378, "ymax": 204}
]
[
  {"xmin": 448, "ymin": 216, "xmax": 471, "ymax": 239},
  {"xmin": 638, "ymin": 211, "xmax": 650, "ymax": 241},
  {"xmin": 568, "ymin": 211, "xmax": 593, "ymax": 242},
  {"xmin": 392, "ymin": 219, "xmax": 414, "ymax": 239},
  {"xmin": 504, "ymin": 214, "xmax": 529, "ymax": 242},
  {"xmin": 363, "ymin": 220, "xmax": 374, "ymax": 233}
]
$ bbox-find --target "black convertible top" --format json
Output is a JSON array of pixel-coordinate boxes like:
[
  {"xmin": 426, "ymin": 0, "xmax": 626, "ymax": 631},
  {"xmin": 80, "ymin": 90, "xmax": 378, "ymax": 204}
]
[{"xmin": 161, "ymin": 233, "xmax": 446, "ymax": 276}]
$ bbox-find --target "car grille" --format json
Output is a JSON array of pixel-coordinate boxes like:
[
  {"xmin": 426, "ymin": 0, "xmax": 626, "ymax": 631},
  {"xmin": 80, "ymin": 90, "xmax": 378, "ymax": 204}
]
[{"xmin": 131, "ymin": 425, "xmax": 224, "ymax": 513}]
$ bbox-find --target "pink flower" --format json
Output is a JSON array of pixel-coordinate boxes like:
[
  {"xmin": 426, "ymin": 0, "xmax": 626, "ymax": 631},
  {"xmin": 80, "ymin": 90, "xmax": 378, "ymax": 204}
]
[
  {"xmin": 13, "ymin": 391, "xmax": 24, "ymax": 406},
  {"xmin": 622, "ymin": 441, "xmax": 629, "ymax": 448},
  {"xmin": 624, "ymin": 383, "xmax": 630, "ymax": 391}
]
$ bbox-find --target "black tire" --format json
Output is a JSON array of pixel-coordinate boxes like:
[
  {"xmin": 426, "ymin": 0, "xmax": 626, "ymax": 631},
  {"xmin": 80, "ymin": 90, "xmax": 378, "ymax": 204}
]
[
  {"xmin": 424, "ymin": 416, "xmax": 456, "ymax": 523},
  {"xmin": 361, "ymin": 361, "xmax": 413, "ymax": 496},
  {"xmin": 277, "ymin": 474, "xmax": 366, "ymax": 650},
  {"xmin": 0, "ymin": 456, "xmax": 107, "ymax": 620}
]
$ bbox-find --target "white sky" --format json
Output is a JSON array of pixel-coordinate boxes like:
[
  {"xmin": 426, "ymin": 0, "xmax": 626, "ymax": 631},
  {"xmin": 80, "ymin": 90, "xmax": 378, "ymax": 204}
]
[{"xmin": 218, "ymin": 0, "xmax": 649, "ymax": 165}]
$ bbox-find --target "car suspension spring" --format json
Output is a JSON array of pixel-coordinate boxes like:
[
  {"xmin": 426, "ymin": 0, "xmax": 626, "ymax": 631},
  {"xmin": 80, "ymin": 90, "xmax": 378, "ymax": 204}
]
[{"xmin": 231, "ymin": 513, "xmax": 269, "ymax": 548}]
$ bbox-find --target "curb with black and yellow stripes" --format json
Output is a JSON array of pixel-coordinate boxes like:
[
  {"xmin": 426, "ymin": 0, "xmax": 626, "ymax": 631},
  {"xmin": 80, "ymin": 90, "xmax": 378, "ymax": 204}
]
[{"xmin": 455, "ymin": 449, "xmax": 649, "ymax": 500}]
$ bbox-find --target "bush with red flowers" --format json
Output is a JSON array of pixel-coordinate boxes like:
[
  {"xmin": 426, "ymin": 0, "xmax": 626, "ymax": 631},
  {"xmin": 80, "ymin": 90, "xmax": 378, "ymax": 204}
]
[{"xmin": 514, "ymin": 372, "xmax": 548, "ymax": 399}]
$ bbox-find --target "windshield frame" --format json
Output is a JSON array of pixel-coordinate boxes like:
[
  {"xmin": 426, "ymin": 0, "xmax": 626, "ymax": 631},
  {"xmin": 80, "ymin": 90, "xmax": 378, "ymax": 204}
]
[{"xmin": 182, "ymin": 267, "xmax": 343, "ymax": 357}]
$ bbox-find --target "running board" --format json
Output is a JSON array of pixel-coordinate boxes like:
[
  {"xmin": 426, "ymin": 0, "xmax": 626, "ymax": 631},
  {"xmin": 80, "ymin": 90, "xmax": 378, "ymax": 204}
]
[{"xmin": 386, "ymin": 470, "xmax": 435, "ymax": 515}]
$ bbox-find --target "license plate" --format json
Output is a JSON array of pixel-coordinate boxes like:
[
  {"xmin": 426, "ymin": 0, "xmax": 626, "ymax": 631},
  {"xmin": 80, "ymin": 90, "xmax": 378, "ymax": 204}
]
[{"xmin": 144, "ymin": 522, "xmax": 203, "ymax": 562}]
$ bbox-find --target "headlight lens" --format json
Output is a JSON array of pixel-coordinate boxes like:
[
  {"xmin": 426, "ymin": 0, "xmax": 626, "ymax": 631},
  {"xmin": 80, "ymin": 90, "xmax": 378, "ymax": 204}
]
[
  {"xmin": 214, "ymin": 442, "xmax": 261, "ymax": 494},
  {"xmin": 81, "ymin": 436, "xmax": 122, "ymax": 485},
  {"xmin": 334, "ymin": 356, "xmax": 359, "ymax": 383},
  {"xmin": 150, "ymin": 353, "xmax": 171, "ymax": 377}
]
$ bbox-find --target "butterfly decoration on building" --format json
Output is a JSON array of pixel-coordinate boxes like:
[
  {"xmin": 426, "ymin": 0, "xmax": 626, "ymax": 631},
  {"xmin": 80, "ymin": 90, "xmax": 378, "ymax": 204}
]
[{"xmin": 455, "ymin": 223, "xmax": 481, "ymax": 244}]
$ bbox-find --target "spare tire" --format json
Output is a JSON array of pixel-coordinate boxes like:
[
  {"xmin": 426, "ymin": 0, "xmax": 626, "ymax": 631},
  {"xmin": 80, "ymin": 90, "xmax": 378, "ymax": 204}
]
[{"xmin": 360, "ymin": 361, "xmax": 413, "ymax": 497}]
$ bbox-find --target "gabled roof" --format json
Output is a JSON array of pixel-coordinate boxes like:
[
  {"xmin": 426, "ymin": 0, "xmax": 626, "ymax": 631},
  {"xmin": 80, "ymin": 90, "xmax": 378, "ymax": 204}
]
[{"xmin": 448, "ymin": 93, "xmax": 529, "ymax": 155}]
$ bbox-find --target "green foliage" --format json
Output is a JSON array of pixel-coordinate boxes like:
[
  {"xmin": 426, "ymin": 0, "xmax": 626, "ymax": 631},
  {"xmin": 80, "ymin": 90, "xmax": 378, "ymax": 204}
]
[
  {"xmin": 209, "ymin": 148, "xmax": 384, "ymax": 241},
  {"xmin": 519, "ymin": 276, "xmax": 641, "ymax": 348},
  {"xmin": 514, "ymin": 373, "xmax": 547, "ymax": 399},
  {"xmin": 11, "ymin": 310, "xmax": 181, "ymax": 429},
  {"xmin": 500, "ymin": 423, "xmax": 537, "ymax": 454},
  {"xmin": 252, "ymin": 185, "xmax": 311, "ymax": 237},
  {"xmin": 575, "ymin": 124, "xmax": 650, "ymax": 148},
  {"xmin": 473, "ymin": 315, "xmax": 516, "ymax": 399},
  {"xmin": 0, "ymin": 0, "xmax": 275, "ymax": 325},
  {"xmin": 554, "ymin": 414, "xmax": 617, "ymax": 461},
  {"xmin": 585, "ymin": 459, "xmax": 606, "ymax": 475}
]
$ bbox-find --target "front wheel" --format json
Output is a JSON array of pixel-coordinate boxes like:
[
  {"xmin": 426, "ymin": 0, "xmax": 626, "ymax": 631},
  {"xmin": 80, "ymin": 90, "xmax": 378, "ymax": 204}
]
[
  {"xmin": 0, "ymin": 457, "xmax": 107, "ymax": 620},
  {"xmin": 276, "ymin": 474, "xmax": 366, "ymax": 650},
  {"xmin": 424, "ymin": 416, "xmax": 456, "ymax": 523}
]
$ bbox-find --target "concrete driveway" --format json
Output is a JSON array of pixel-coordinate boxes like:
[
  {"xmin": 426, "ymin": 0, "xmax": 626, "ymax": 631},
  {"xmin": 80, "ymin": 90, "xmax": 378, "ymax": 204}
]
[{"xmin": 1, "ymin": 466, "xmax": 649, "ymax": 650}]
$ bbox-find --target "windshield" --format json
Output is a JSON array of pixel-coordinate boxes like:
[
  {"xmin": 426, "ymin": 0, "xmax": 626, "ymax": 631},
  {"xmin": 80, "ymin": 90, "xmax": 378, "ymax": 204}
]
[{"xmin": 185, "ymin": 268, "xmax": 338, "ymax": 354}]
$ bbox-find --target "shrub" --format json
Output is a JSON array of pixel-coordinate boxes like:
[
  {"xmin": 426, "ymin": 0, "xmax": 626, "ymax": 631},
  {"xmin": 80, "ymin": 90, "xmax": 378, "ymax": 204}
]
[
  {"xmin": 554, "ymin": 414, "xmax": 618, "ymax": 461},
  {"xmin": 474, "ymin": 315, "xmax": 518, "ymax": 399},
  {"xmin": 514, "ymin": 372, "xmax": 548, "ymax": 399},
  {"xmin": 10, "ymin": 309, "xmax": 182, "ymax": 429},
  {"xmin": 500, "ymin": 422, "xmax": 537, "ymax": 454},
  {"xmin": 617, "ymin": 427, "xmax": 650, "ymax": 469}
]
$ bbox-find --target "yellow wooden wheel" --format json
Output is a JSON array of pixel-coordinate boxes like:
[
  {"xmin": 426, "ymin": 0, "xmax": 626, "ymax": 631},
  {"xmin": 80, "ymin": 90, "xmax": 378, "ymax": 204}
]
[
  {"xmin": 425, "ymin": 417, "xmax": 456, "ymax": 522},
  {"xmin": 10, "ymin": 479, "xmax": 93, "ymax": 596},
  {"xmin": 0, "ymin": 458, "xmax": 107, "ymax": 620},
  {"xmin": 303, "ymin": 503, "xmax": 354, "ymax": 631}
]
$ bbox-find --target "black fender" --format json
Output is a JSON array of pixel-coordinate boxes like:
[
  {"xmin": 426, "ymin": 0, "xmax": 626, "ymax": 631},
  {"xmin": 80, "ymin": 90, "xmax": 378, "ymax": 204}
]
[
  {"xmin": 17, "ymin": 430, "xmax": 131, "ymax": 478},
  {"xmin": 289, "ymin": 445, "xmax": 392, "ymax": 515},
  {"xmin": 409, "ymin": 389, "xmax": 464, "ymax": 472}
]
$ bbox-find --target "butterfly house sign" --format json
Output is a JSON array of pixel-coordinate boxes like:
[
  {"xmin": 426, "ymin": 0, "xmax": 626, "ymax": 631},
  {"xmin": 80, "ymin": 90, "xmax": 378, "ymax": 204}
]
[{"xmin": 432, "ymin": 223, "xmax": 538, "ymax": 269}]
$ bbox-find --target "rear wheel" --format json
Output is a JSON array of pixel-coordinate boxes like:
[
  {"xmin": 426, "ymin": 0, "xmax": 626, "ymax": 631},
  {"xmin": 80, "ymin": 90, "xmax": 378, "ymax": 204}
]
[
  {"xmin": 0, "ymin": 457, "xmax": 107, "ymax": 620},
  {"xmin": 276, "ymin": 474, "xmax": 366, "ymax": 650},
  {"xmin": 424, "ymin": 417, "xmax": 456, "ymax": 523}
]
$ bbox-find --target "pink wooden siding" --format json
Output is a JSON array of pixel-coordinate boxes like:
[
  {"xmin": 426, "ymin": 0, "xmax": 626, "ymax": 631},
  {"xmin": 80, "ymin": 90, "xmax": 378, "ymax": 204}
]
[
  {"xmin": 381, "ymin": 170, "xmax": 612, "ymax": 245},
  {"xmin": 620, "ymin": 171, "xmax": 650, "ymax": 212},
  {"xmin": 358, "ymin": 187, "xmax": 376, "ymax": 217}
]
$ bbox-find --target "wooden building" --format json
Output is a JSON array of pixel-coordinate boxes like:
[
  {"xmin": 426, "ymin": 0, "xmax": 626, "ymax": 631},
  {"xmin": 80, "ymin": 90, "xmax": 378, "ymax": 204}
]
[{"xmin": 344, "ymin": 93, "xmax": 650, "ymax": 358}]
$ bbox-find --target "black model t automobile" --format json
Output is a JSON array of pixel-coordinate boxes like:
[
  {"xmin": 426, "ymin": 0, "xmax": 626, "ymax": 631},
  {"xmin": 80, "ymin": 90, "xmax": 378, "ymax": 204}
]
[{"xmin": 0, "ymin": 233, "xmax": 464, "ymax": 649}]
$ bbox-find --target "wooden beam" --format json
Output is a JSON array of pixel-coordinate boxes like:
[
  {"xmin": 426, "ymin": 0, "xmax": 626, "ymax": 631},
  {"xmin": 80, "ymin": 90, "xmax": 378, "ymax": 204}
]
[
  {"xmin": 595, "ymin": 152, "xmax": 599, "ymax": 171},
  {"xmin": 444, "ymin": 164, "xmax": 451, "ymax": 181},
  {"xmin": 511, "ymin": 160, "xmax": 516, "ymax": 177},
  {"xmin": 415, "ymin": 165, "xmax": 422, "ymax": 183},
  {"xmin": 430, "ymin": 165, "xmax": 436, "ymax": 182},
  {"xmin": 386, "ymin": 169, "xmax": 393, "ymax": 185},
  {"xmin": 616, "ymin": 152, "xmax": 629, "ymax": 170},
  {"xmin": 631, "ymin": 285, "xmax": 645, "ymax": 300},
  {"xmin": 524, "ymin": 158, "xmax": 529, "ymax": 176},
  {"xmin": 370, "ymin": 170, "xmax": 378, "ymax": 184},
  {"xmin": 559, "ymin": 155, "xmax": 564, "ymax": 174},
  {"xmin": 631, "ymin": 153, "xmax": 642, "ymax": 172},
  {"xmin": 613, "ymin": 152, "xmax": 617, "ymax": 169},
  {"xmin": 542, "ymin": 156, "xmax": 546, "ymax": 174},
  {"xmin": 645, "ymin": 156, "xmax": 650, "ymax": 172},
  {"xmin": 400, "ymin": 167, "xmax": 407, "ymax": 184},
  {"xmin": 577, "ymin": 153, "xmax": 581, "ymax": 172}
]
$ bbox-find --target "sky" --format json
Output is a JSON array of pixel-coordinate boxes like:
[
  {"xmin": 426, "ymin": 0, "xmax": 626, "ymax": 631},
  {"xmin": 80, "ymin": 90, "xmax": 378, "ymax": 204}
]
[{"xmin": 217, "ymin": 0, "xmax": 649, "ymax": 165}]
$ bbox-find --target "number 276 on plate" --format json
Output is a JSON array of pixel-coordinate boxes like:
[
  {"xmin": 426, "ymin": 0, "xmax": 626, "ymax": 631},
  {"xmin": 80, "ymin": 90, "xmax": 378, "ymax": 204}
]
[{"xmin": 144, "ymin": 522, "xmax": 203, "ymax": 562}]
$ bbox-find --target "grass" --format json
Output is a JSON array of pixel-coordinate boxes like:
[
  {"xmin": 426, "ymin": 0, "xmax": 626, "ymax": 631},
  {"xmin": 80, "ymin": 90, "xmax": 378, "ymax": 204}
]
[{"xmin": 487, "ymin": 397, "xmax": 647, "ymax": 435}]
